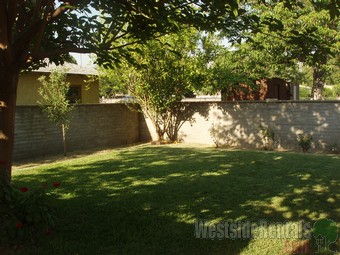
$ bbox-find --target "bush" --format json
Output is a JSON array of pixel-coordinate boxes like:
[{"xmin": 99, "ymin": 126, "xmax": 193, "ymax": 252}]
[
  {"xmin": 297, "ymin": 133, "xmax": 313, "ymax": 152},
  {"xmin": 333, "ymin": 84, "xmax": 340, "ymax": 97},
  {"xmin": 0, "ymin": 182, "xmax": 59, "ymax": 246},
  {"xmin": 322, "ymin": 87, "xmax": 335, "ymax": 99},
  {"xmin": 299, "ymin": 86, "xmax": 311, "ymax": 99},
  {"xmin": 259, "ymin": 124, "xmax": 277, "ymax": 150}
]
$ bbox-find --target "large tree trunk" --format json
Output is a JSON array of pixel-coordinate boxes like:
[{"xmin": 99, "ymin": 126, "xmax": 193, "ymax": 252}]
[
  {"xmin": 311, "ymin": 66, "xmax": 326, "ymax": 100},
  {"xmin": 0, "ymin": 66, "xmax": 19, "ymax": 185}
]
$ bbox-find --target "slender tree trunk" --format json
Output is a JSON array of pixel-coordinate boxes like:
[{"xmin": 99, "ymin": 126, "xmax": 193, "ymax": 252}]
[
  {"xmin": 61, "ymin": 123, "xmax": 67, "ymax": 157},
  {"xmin": 155, "ymin": 123, "xmax": 165, "ymax": 141},
  {"xmin": 311, "ymin": 65, "xmax": 326, "ymax": 100},
  {"xmin": 221, "ymin": 88, "xmax": 228, "ymax": 101},
  {"xmin": 0, "ymin": 66, "xmax": 20, "ymax": 185}
]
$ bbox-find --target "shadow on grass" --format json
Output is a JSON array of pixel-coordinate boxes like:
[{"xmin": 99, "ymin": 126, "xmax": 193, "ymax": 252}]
[{"xmin": 12, "ymin": 146, "xmax": 340, "ymax": 255}]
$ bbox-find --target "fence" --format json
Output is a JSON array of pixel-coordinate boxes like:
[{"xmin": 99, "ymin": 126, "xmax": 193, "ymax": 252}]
[
  {"xmin": 169, "ymin": 101, "xmax": 340, "ymax": 151},
  {"xmin": 14, "ymin": 104, "xmax": 144, "ymax": 160},
  {"xmin": 14, "ymin": 101, "xmax": 340, "ymax": 160}
]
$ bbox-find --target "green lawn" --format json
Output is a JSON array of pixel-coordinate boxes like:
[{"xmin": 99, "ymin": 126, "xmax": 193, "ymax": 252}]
[{"xmin": 11, "ymin": 144, "xmax": 340, "ymax": 255}]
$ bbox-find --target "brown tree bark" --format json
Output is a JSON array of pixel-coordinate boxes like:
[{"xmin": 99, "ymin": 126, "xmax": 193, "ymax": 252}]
[
  {"xmin": 0, "ymin": 66, "xmax": 20, "ymax": 185},
  {"xmin": 311, "ymin": 66, "xmax": 326, "ymax": 100},
  {"xmin": 221, "ymin": 88, "xmax": 228, "ymax": 102}
]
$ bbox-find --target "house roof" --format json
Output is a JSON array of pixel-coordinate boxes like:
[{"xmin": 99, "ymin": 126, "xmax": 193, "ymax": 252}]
[{"xmin": 34, "ymin": 62, "xmax": 97, "ymax": 76}]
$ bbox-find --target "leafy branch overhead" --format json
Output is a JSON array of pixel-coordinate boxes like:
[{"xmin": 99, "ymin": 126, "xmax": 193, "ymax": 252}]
[
  {"xmin": 1, "ymin": 1, "xmax": 338, "ymax": 69},
  {"xmin": 0, "ymin": 0, "xmax": 244, "ymax": 70}
]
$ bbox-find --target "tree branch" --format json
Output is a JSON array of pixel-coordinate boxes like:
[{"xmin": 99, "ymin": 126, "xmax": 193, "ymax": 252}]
[
  {"xmin": 103, "ymin": 22, "xmax": 125, "ymax": 45},
  {"xmin": 108, "ymin": 40, "xmax": 142, "ymax": 51},
  {"xmin": 32, "ymin": 3, "xmax": 51, "ymax": 54},
  {"xmin": 0, "ymin": 1, "xmax": 11, "ymax": 64},
  {"xmin": 6, "ymin": 0, "xmax": 20, "ymax": 39},
  {"xmin": 14, "ymin": 0, "xmax": 77, "ymax": 54},
  {"xmin": 32, "ymin": 0, "xmax": 43, "ymax": 22},
  {"xmin": 49, "ymin": 1, "xmax": 72, "ymax": 20}
]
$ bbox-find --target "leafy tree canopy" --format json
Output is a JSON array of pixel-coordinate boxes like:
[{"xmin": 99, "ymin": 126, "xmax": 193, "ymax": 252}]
[
  {"xmin": 101, "ymin": 28, "xmax": 207, "ymax": 141},
  {"xmin": 0, "ymin": 0, "xmax": 247, "ymax": 71},
  {"xmin": 216, "ymin": 0, "xmax": 339, "ymax": 99}
]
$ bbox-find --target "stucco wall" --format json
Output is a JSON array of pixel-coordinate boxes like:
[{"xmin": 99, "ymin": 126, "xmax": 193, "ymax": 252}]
[
  {"xmin": 14, "ymin": 104, "xmax": 141, "ymax": 160},
  {"xmin": 17, "ymin": 72, "xmax": 99, "ymax": 105}
]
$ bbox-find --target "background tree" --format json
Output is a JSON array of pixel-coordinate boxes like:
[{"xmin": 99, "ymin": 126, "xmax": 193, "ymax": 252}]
[
  {"xmin": 203, "ymin": 47, "xmax": 267, "ymax": 101},
  {"xmin": 325, "ymin": 56, "xmax": 340, "ymax": 87},
  {"xmin": 97, "ymin": 67, "xmax": 128, "ymax": 99},
  {"xmin": 105, "ymin": 29, "xmax": 204, "ymax": 142},
  {"xmin": 236, "ymin": 1, "xmax": 339, "ymax": 99},
  {"xmin": 0, "ymin": 0, "xmax": 244, "ymax": 185},
  {"xmin": 38, "ymin": 68, "xmax": 74, "ymax": 157}
]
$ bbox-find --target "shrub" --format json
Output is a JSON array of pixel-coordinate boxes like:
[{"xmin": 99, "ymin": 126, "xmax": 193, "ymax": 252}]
[
  {"xmin": 297, "ymin": 133, "xmax": 313, "ymax": 152},
  {"xmin": 0, "ymin": 182, "xmax": 59, "ymax": 246},
  {"xmin": 299, "ymin": 86, "xmax": 311, "ymax": 100},
  {"xmin": 322, "ymin": 87, "xmax": 335, "ymax": 99},
  {"xmin": 209, "ymin": 123, "xmax": 221, "ymax": 148},
  {"xmin": 333, "ymin": 84, "xmax": 340, "ymax": 97},
  {"xmin": 330, "ymin": 143, "xmax": 338, "ymax": 154},
  {"xmin": 259, "ymin": 124, "xmax": 277, "ymax": 150}
]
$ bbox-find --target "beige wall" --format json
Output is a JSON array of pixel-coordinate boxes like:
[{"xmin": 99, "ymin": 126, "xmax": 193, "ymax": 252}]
[
  {"xmin": 17, "ymin": 72, "xmax": 99, "ymax": 105},
  {"xmin": 13, "ymin": 102, "xmax": 340, "ymax": 160},
  {"xmin": 142, "ymin": 101, "xmax": 340, "ymax": 152}
]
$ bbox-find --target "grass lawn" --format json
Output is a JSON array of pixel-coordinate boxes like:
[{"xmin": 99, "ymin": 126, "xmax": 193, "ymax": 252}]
[{"xmin": 10, "ymin": 144, "xmax": 340, "ymax": 255}]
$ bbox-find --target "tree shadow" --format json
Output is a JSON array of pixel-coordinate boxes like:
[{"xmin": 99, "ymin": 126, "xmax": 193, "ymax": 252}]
[
  {"xmin": 185, "ymin": 101, "xmax": 340, "ymax": 153},
  {"xmin": 12, "ymin": 146, "xmax": 340, "ymax": 255},
  {"xmin": 140, "ymin": 102, "xmax": 211, "ymax": 143}
]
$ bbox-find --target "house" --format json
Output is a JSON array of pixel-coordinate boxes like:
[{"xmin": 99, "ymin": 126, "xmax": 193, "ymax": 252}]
[
  {"xmin": 17, "ymin": 63, "xmax": 99, "ymax": 105},
  {"xmin": 222, "ymin": 78, "xmax": 299, "ymax": 101}
]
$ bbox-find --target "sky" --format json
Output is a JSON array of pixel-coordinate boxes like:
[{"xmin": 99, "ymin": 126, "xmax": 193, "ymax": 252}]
[{"xmin": 70, "ymin": 53, "xmax": 95, "ymax": 67}]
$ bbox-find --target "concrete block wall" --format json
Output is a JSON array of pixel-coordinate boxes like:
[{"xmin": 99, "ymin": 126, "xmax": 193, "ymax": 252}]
[
  {"xmin": 14, "ymin": 104, "xmax": 142, "ymax": 160},
  {"xmin": 14, "ymin": 101, "xmax": 340, "ymax": 160},
  {"xmin": 142, "ymin": 101, "xmax": 340, "ymax": 152}
]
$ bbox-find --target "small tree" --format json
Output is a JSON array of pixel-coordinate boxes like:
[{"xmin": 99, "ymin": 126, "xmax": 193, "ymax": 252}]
[
  {"xmin": 102, "ymin": 29, "xmax": 204, "ymax": 142},
  {"xmin": 38, "ymin": 69, "xmax": 74, "ymax": 156}
]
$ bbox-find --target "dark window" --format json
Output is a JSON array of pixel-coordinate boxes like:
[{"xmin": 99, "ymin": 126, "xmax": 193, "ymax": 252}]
[{"xmin": 67, "ymin": 85, "xmax": 81, "ymax": 103}]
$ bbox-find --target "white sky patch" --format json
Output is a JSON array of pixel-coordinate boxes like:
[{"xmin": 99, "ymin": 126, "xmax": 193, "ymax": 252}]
[{"xmin": 70, "ymin": 53, "xmax": 96, "ymax": 67}]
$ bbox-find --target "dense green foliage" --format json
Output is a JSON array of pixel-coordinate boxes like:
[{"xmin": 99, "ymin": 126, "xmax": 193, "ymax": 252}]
[
  {"xmin": 101, "ymin": 29, "xmax": 211, "ymax": 141},
  {"xmin": 232, "ymin": 0, "xmax": 340, "ymax": 99},
  {"xmin": 0, "ymin": 181, "xmax": 57, "ymax": 246}
]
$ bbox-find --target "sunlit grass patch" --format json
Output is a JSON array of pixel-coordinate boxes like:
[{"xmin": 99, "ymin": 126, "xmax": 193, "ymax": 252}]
[{"xmin": 11, "ymin": 144, "xmax": 340, "ymax": 255}]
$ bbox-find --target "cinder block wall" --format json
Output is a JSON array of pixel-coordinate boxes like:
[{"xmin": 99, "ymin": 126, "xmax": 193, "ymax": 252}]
[
  {"xmin": 14, "ymin": 101, "xmax": 340, "ymax": 160},
  {"xmin": 14, "ymin": 104, "xmax": 142, "ymax": 160},
  {"xmin": 142, "ymin": 101, "xmax": 340, "ymax": 151}
]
